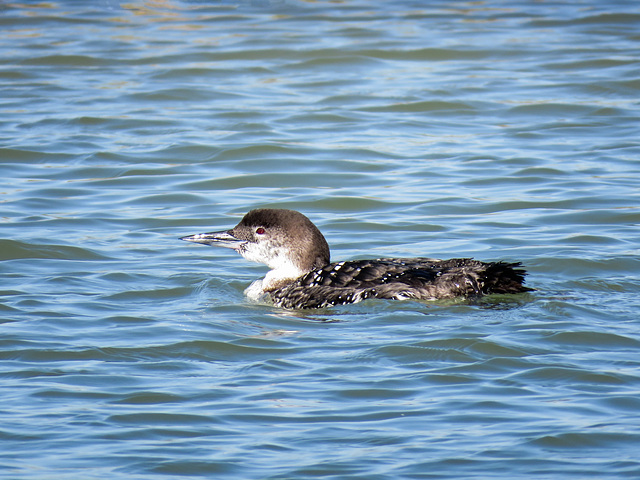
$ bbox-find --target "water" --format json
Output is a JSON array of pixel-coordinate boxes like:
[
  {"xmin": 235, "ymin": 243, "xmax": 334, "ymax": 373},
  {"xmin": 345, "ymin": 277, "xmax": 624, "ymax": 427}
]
[{"xmin": 2, "ymin": 0, "xmax": 640, "ymax": 478}]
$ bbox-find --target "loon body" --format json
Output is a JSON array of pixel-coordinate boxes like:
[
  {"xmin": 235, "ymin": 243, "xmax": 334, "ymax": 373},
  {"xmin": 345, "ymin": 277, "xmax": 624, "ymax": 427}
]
[{"xmin": 181, "ymin": 208, "xmax": 532, "ymax": 309}]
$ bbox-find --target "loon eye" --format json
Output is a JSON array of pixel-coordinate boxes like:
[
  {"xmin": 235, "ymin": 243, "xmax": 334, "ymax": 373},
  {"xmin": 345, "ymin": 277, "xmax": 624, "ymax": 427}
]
[{"xmin": 255, "ymin": 227, "xmax": 266, "ymax": 235}]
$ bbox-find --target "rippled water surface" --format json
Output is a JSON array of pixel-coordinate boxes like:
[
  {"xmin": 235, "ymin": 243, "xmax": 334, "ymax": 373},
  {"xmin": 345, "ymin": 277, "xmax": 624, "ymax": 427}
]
[{"xmin": 2, "ymin": 0, "xmax": 640, "ymax": 478}]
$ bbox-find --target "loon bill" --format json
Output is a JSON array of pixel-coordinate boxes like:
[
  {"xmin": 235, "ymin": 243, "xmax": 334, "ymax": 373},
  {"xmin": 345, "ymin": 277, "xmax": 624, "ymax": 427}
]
[{"xmin": 181, "ymin": 208, "xmax": 533, "ymax": 309}]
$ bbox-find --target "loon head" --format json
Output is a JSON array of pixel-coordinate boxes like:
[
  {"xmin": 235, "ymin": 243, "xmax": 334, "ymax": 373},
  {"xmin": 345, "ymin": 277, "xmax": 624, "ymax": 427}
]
[{"xmin": 181, "ymin": 209, "xmax": 331, "ymax": 288}]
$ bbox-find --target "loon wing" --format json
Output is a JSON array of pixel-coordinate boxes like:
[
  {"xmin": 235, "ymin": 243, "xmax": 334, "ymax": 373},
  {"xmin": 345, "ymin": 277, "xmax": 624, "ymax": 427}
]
[{"xmin": 269, "ymin": 258, "xmax": 531, "ymax": 309}]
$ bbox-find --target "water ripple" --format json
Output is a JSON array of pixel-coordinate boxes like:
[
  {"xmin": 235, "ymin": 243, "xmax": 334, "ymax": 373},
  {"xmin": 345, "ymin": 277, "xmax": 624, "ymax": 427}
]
[{"xmin": 2, "ymin": 1, "xmax": 640, "ymax": 479}]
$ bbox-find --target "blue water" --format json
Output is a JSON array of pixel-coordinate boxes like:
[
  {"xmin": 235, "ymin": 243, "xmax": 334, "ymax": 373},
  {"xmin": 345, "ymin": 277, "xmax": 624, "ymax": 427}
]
[{"xmin": 2, "ymin": 1, "xmax": 640, "ymax": 478}]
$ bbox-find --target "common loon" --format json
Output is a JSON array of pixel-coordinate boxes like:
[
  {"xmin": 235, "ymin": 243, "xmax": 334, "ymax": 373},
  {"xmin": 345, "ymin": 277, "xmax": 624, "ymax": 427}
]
[{"xmin": 181, "ymin": 208, "xmax": 532, "ymax": 309}]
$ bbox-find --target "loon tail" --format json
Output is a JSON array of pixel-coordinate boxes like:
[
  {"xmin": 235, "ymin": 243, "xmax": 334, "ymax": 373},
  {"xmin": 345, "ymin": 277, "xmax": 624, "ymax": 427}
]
[{"xmin": 483, "ymin": 262, "xmax": 533, "ymax": 294}]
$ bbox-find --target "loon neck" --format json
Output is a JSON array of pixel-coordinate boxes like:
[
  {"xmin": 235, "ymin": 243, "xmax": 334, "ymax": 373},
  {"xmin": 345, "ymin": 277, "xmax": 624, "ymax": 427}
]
[
  {"xmin": 264, "ymin": 262, "xmax": 307, "ymax": 290},
  {"xmin": 244, "ymin": 263, "xmax": 306, "ymax": 300}
]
